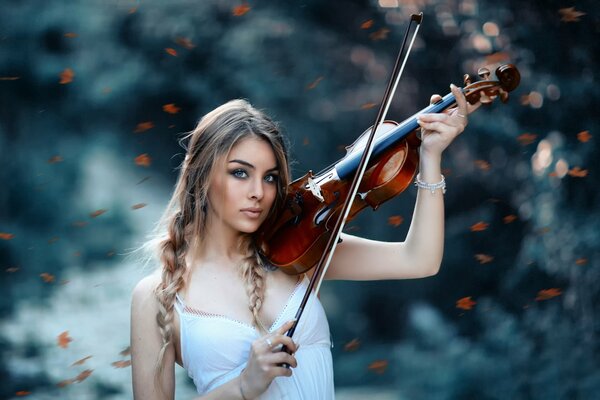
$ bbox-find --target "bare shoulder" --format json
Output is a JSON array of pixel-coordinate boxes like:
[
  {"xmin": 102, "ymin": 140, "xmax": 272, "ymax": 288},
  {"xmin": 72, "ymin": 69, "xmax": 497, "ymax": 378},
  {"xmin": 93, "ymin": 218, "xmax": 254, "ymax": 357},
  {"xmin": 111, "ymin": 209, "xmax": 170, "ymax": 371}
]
[{"xmin": 131, "ymin": 272, "xmax": 161, "ymax": 316}]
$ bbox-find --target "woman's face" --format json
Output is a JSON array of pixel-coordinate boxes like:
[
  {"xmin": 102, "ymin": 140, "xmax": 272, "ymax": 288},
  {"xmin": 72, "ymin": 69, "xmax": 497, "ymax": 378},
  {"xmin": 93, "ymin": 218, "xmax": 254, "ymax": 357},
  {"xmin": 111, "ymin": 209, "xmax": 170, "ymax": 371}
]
[{"xmin": 207, "ymin": 135, "xmax": 279, "ymax": 236}]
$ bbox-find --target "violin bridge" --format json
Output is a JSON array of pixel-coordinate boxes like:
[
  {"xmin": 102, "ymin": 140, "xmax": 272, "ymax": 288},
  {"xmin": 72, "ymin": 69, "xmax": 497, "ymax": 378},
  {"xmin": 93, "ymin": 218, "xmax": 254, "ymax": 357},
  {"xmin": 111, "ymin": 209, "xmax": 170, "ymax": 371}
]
[{"xmin": 306, "ymin": 176, "xmax": 324, "ymax": 202}]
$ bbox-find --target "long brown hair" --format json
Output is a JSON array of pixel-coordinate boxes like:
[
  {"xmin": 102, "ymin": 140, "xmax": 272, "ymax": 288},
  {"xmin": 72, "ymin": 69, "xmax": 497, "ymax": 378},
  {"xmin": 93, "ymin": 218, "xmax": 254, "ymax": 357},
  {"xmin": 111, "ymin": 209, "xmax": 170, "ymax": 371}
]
[{"xmin": 134, "ymin": 99, "xmax": 290, "ymax": 388}]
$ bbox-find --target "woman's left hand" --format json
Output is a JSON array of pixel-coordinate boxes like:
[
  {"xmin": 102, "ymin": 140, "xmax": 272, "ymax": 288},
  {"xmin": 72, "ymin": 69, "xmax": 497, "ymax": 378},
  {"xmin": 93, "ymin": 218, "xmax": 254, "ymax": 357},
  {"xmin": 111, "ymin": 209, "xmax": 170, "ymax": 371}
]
[{"xmin": 417, "ymin": 84, "xmax": 480, "ymax": 157}]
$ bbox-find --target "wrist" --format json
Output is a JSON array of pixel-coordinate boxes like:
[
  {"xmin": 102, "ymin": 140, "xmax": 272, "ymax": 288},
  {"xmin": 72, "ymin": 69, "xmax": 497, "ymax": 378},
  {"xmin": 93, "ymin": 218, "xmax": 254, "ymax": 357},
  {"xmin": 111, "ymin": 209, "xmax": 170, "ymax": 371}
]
[{"xmin": 239, "ymin": 370, "xmax": 250, "ymax": 400}]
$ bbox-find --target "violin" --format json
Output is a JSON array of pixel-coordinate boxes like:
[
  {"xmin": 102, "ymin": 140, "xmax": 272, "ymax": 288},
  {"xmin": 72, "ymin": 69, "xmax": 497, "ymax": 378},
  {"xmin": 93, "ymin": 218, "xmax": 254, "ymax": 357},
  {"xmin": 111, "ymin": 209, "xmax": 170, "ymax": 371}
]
[{"xmin": 258, "ymin": 64, "xmax": 521, "ymax": 275}]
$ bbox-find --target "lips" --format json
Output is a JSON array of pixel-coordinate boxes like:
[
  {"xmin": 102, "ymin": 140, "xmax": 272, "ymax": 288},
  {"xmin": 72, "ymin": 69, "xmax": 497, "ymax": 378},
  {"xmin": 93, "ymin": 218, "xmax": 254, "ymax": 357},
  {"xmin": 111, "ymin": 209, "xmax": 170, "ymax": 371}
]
[{"xmin": 240, "ymin": 207, "xmax": 262, "ymax": 218}]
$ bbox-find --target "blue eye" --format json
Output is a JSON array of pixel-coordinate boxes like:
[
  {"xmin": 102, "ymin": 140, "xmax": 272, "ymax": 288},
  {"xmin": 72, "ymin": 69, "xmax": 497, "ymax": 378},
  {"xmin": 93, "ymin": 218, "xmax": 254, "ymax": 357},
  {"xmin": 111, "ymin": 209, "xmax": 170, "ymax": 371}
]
[
  {"xmin": 264, "ymin": 174, "xmax": 278, "ymax": 184},
  {"xmin": 231, "ymin": 169, "xmax": 248, "ymax": 179}
]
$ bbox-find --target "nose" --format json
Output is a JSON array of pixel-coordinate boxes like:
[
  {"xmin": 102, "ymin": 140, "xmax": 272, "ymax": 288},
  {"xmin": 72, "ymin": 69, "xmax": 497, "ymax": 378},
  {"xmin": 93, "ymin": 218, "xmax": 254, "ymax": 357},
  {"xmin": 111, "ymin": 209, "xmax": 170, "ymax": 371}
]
[{"xmin": 249, "ymin": 177, "xmax": 264, "ymax": 201}]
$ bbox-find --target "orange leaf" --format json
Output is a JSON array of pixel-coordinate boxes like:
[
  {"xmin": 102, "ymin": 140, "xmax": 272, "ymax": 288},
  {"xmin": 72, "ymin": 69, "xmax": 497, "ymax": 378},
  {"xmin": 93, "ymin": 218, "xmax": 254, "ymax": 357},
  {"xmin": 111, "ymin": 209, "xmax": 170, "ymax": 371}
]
[
  {"xmin": 344, "ymin": 338, "xmax": 361, "ymax": 352},
  {"xmin": 567, "ymin": 167, "xmax": 588, "ymax": 177},
  {"xmin": 575, "ymin": 258, "xmax": 588, "ymax": 265},
  {"xmin": 577, "ymin": 130, "xmax": 591, "ymax": 143},
  {"xmin": 59, "ymin": 68, "xmax": 74, "ymax": 84},
  {"xmin": 120, "ymin": 346, "xmax": 131, "ymax": 356},
  {"xmin": 367, "ymin": 359, "xmax": 388, "ymax": 374},
  {"xmin": 503, "ymin": 214, "xmax": 517, "ymax": 224},
  {"xmin": 306, "ymin": 76, "xmax": 323, "ymax": 90},
  {"xmin": 57, "ymin": 379, "xmax": 74, "ymax": 387},
  {"xmin": 470, "ymin": 221, "xmax": 489, "ymax": 232},
  {"xmin": 131, "ymin": 203, "xmax": 147, "ymax": 210},
  {"xmin": 0, "ymin": 76, "xmax": 20, "ymax": 80},
  {"xmin": 41, "ymin": 273, "xmax": 55, "ymax": 283},
  {"xmin": 535, "ymin": 288, "xmax": 562, "ymax": 301},
  {"xmin": 163, "ymin": 103, "xmax": 181, "ymax": 114},
  {"xmin": 369, "ymin": 28, "xmax": 390, "ymax": 41},
  {"xmin": 128, "ymin": 7, "xmax": 138, "ymax": 14},
  {"xmin": 48, "ymin": 155, "xmax": 63, "ymax": 164},
  {"xmin": 559, "ymin": 7, "xmax": 586, "ymax": 22},
  {"xmin": 517, "ymin": 133, "xmax": 537, "ymax": 145},
  {"xmin": 135, "ymin": 154, "xmax": 152, "ymax": 167},
  {"xmin": 474, "ymin": 254, "xmax": 494, "ymax": 264},
  {"xmin": 134, "ymin": 121, "xmax": 154, "ymax": 133},
  {"xmin": 387, "ymin": 215, "xmax": 404, "ymax": 227},
  {"xmin": 15, "ymin": 391, "xmax": 31, "ymax": 396},
  {"xmin": 74, "ymin": 369, "xmax": 93, "ymax": 382},
  {"xmin": 48, "ymin": 236, "xmax": 60, "ymax": 244},
  {"xmin": 456, "ymin": 296, "xmax": 476, "ymax": 310},
  {"xmin": 57, "ymin": 331, "xmax": 73, "ymax": 349},
  {"xmin": 485, "ymin": 52, "xmax": 510, "ymax": 64},
  {"xmin": 6, "ymin": 267, "xmax": 20, "ymax": 272},
  {"xmin": 90, "ymin": 209, "xmax": 107, "ymax": 218},
  {"xmin": 111, "ymin": 359, "xmax": 132, "ymax": 368},
  {"xmin": 232, "ymin": 3, "xmax": 250, "ymax": 16},
  {"xmin": 63, "ymin": 32, "xmax": 78, "ymax": 38},
  {"xmin": 72, "ymin": 355, "xmax": 93, "ymax": 366},
  {"xmin": 302, "ymin": 137, "xmax": 310, "ymax": 146},
  {"xmin": 360, "ymin": 19, "xmax": 374, "ymax": 29},
  {"xmin": 0, "ymin": 232, "xmax": 15, "ymax": 240},
  {"xmin": 475, "ymin": 160, "xmax": 491, "ymax": 171},
  {"xmin": 361, "ymin": 102, "xmax": 377, "ymax": 109},
  {"xmin": 175, "ymin": 37, "xmax": 196, "ymax": 49},
  {"xmin": 72, "ymin": 220, "xmax": 88, "ymax": 227},
  {"xmin": 165, "ymin": 48, "xmax": 178, "ymax": 56}
]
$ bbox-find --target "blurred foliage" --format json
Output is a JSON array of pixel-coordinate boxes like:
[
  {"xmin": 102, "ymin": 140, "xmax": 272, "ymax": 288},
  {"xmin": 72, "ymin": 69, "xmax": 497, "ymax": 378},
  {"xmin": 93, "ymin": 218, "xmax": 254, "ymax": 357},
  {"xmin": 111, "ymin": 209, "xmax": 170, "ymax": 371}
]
[{"xmin": 1, "ymin": 0, "xmax": 598, "ymax": 399}]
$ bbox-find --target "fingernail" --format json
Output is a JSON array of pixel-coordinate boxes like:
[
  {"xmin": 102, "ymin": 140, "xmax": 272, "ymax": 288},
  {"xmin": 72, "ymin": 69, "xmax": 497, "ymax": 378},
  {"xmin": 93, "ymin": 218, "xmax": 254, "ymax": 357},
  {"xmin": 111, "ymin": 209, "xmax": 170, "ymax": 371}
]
[{"xmin": 450, "ymin": 83, "xmax": 456, "ymax": 90}]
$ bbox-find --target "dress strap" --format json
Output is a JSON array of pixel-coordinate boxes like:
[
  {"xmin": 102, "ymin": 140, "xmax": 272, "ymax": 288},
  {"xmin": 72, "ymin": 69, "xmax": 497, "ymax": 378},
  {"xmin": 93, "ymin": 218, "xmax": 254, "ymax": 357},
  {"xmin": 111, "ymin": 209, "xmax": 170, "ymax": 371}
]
[{"xmin": 174, "ymin": 293, "xmax": 185, "ymax": 313}]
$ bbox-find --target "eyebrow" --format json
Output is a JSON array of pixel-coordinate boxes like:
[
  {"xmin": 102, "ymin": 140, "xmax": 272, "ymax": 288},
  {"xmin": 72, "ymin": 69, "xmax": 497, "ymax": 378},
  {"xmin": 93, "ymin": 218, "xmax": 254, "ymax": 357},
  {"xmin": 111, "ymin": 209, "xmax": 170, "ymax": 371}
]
[{"xmin": 228, "ymin": 159, "xmax": 278, "ymax": 172}]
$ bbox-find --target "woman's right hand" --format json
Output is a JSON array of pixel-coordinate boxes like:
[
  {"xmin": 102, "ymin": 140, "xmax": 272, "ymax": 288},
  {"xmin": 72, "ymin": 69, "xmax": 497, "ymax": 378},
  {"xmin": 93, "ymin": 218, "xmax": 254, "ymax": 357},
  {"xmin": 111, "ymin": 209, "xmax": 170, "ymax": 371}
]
[{"xmin": 239, "ymin": 319, "xmax": 299, "ymax": 398}]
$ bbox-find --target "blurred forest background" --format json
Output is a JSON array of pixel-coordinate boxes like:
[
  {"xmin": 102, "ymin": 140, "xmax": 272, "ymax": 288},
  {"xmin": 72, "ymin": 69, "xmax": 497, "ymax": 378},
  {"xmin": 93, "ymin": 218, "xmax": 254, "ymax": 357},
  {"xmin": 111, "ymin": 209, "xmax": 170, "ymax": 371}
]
[{"xmin": 1, "ymin": 0, "xmax": 598, "ymax": 399}]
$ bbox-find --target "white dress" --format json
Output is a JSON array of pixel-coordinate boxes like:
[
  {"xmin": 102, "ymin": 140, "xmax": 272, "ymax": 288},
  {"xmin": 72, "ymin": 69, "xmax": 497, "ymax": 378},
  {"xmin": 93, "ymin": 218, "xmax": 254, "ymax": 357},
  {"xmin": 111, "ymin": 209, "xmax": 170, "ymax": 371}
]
[{"xmin": 174, "ymin": 275, "xmax": 335, "ymax": 399}]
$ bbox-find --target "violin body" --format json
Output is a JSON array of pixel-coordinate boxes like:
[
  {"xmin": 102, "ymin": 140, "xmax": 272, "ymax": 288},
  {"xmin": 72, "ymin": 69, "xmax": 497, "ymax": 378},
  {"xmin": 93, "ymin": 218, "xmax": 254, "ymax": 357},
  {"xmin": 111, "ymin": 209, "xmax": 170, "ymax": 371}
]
[{"xmin": 258, "ymin": 64, "xmax": 521, "ymax": 275}]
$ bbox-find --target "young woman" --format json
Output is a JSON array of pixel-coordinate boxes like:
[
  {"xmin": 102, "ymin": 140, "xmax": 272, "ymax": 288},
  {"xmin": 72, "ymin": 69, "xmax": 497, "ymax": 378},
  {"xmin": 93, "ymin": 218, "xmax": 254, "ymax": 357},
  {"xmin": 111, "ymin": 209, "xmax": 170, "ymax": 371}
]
[{"xmin": 131, "ymin": 85, "xmax": 473, "ymax": 399}]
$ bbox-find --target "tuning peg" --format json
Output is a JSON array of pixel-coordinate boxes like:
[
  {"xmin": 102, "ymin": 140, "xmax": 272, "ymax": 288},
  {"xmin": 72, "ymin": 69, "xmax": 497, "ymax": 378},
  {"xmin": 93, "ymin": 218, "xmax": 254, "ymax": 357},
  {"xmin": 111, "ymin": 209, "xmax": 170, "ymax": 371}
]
[
  {"xmin": 477, "ymin": 67, "xmax": 491, "ymax": 80},
  {"xmin": 463, "ymin": 74, "xmax": 472, "ymax": 86}
]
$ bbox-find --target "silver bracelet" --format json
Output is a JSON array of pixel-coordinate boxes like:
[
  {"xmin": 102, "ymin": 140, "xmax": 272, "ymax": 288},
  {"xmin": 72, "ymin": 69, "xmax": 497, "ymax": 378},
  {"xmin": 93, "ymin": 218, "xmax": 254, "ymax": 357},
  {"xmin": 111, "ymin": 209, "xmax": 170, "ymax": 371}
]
[{"xmin": 414, "ymin": 173, "xmax": 446, "ymax": 194}]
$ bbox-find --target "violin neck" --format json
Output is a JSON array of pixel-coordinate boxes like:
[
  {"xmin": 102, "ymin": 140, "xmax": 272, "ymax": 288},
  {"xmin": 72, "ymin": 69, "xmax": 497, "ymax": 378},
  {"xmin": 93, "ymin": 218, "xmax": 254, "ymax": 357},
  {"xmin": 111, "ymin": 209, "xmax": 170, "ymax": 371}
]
[{"xmin": 334, "ymin": 91, "xmax": 458, "ymax": 180}]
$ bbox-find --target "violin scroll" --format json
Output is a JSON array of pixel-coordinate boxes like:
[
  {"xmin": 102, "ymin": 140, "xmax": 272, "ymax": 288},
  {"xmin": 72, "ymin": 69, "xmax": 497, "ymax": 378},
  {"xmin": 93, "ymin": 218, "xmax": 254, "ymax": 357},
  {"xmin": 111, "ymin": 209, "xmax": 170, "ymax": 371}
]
[{"xmin": 462, "ymin": 63, "xmax": 520, "ymax": 105}]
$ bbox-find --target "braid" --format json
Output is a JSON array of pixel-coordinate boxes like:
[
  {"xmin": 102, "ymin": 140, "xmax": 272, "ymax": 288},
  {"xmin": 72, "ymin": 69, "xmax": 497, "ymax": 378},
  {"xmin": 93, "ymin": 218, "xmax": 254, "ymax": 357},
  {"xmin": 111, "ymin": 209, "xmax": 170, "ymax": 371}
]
[
  {"xmin": 155, "ymin": 211, "xmax": 189, "ymax": 385},
  {"xmin": 240, "ymin": 241, "xmax": 269, "ymax": 334}
]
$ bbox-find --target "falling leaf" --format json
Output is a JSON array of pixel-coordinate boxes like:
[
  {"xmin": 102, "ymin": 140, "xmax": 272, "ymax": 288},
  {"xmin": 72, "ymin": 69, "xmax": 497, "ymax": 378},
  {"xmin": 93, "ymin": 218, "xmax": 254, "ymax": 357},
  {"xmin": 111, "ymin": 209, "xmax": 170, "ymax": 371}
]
[
  {"xmin": 175, "ymin": 37, "xmax": 196, "ymax": 49},
  {"xmin": 60, "ymin": 279, "xmax": 70, "ymax": 285},
  {"xmin": 134, "ymin": 121, "xmax": 154, "ymax": 133},
  {"xmin": 387, "ymin": 215, "xmax": 404, "ymax": 227},
  {"xmin": 302, "ymin": 137, "xmax": 310, "ymax": 146},
  {"xmin": 367, "ymin": 360, "xmax": 388, "ymax": 374},
  {"xmin": 535, "ymin": 288, "xmax": 562, "ymax": 301},
  {"xmin": 136, "ymin": 177, "xmax": 151, "ymax": 185},
  {"xmin": 58, "ymin": 331, "xmax": 73, "ymax": 349},
  {"xmin": 163, "ymin": 103, "xmax": 181, "ymax": 114},
  {"xmin": 306, "ymin": 76, "xmax": 323, "ymax": 90},
  {"xmin": 107, "ymin": 250, "xmax": 115, "ymax": 257},
  {"xmin": 536, "ymin": 227, "xmax": 551, "ymax": 235},
  {"xmin": 132, "ymin": 203, "xmax": 147, "ymax": 210},
  {"xmin": 59, "ymin": 68, "xmax": 74, "ymax": 84},
  {"xmin": 456, "ymin": 296, "xmax": 476, "ymax": 310},
  {"xmin": 567, "ymin": 167, "xmax": 588, "ymax": 177},
  {"xmin": 517, "ymin": 133, "xmax": 537, "ymax": 145},
  {"xmin": 474, "ymin": 254, "xmax": 494, "ymax": 264},
  {"xmin": 74, "ymin": 369, "xmax": 93, "ymax": 382},
  {"xmin": 559, "ymin": 7, "xmax": 586, "ymax": 22},
  {"xmin": 48, "ymin": 155, "xmax": 63, "ymax": 164},
  {"xmin": 470, "ymin": 221, "xmax": 489, "ymax": 232},
  {"xmin": 63, "ymin": 32, "xmax": 78, "ymax": 38},
  {"xmin": 485, "ymin": 52, "xmax": 510, "ymax": 64},
  {"xmin": 57, "ymin": 379, "xmax": 73, "ymax": 387},
  {"xmin": 0, "ymin": 76, "xmax": 20, "ymax": 80},
  {"xmin": 72, "ymin": 220, "xmax": 88, "ymax": 227},
  {"xmin": 344, "ymin": 338, "xmax": 361, "ymax": 352},
  {"xmin": 102, "ymin": 87, "xmax": 112, "ymax": 94},
  {"xmin": 575, "ymin": 258, "xmax": 588, "ymax": 265},
  {"xmin": 0, "ymin": 232, "xmax": 15, "ymax": 240},
  {"xmin": 128, "ymin": 7, "xmax": 138, "ymax": 14},
  {"xmin": 111, "ymin": 359, "xmax": 132, "ymax": 368},
  {"xmin": 361, "ymin": 102, "xmax": 377, "ymax": 109},
  {"xmin": 503, "ymin": 214, "xmax": 517, "ymax": 224},
  {"xmin": 475, "ymin": 160, "xmax": 491, "ymax": 171},
  {"xmin": 72, "ymin": 355, "xmax": 93, "ymax": 366},
  {"xmin": 48, "ymin": 236, "xmax": 60, "ymax": 244},
  {"xmin": 232, "ymin": 3, "xmax": 250, "ymax": 16},
  {"xmin": 165, "ymin": 48, "xmax": 178, "ymax": 57},
  {"xmin": 41, "ymin": 273, "xmax": 55, "ymax": 283},
  {"xmin": 577, "ymin": 130, "xmax": 591, "ymax": 143},
  {"xmin": 6, "ymin": 267, "xmax": 20, "ymax": 272},
  {"xmin": 90, "ymin": 209, "xmax": 107, "ymax": 218},
  {"xmin": 369, "ymin": 28, "xmax": 390, "ymax": 41},
  {"xmin": 360, "ymin": 19, "xmax": 374, "ymax": 29},
  {"xmin": 135, "ymin": 154, "xmax": 152, "ymax": 167},
  {"xmin": 15, "ymin": 391, "xmax": 31, "ymax": 396}
]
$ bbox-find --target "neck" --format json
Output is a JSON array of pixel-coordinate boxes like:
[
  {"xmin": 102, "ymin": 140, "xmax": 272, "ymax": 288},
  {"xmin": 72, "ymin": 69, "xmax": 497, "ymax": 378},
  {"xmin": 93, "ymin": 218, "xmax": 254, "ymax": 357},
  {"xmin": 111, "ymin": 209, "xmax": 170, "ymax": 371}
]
[{"xmin": 187, "ymin": 216, "xmax": 248, "ymax": 270}]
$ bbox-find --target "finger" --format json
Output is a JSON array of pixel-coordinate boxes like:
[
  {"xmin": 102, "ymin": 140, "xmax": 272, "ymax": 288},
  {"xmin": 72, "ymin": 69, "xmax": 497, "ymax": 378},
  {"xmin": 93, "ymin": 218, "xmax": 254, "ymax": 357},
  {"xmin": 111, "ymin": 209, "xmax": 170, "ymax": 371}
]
[
  {"xmin": 271, "ymin": 365, "xmax": 294, "ymax": 378},
  {"xmin": 430, "ymin": 94, "xmax": 443, "ymax": 105},
  {"xmin": 266, "ymin": 352, "xmax": 298, "ymax": 368},
  {"xmin": 275, "ymin": 319, "xmax": 296, "ymax": 336},
  {"xmin": 451, "ymin": 84, "xmax": 468, "ymax": 118}
]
